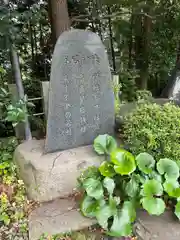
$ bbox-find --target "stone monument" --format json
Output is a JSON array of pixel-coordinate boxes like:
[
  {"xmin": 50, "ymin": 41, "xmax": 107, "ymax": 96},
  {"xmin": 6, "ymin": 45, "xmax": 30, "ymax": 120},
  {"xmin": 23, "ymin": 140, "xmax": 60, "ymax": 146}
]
[
  {"xmin": 14, "ymin": 29, "xmax": 114, "ymax": 203},
  {"xmin": 44, "ymin": 29, "xmax": 114, "ymax": 153}
]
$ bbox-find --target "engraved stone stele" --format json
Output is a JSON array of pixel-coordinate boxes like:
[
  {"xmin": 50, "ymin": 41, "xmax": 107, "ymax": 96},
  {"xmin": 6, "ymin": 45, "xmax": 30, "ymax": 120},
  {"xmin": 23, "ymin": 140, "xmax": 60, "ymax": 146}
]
[{"xmin": 44, "ymin": 29, "xmax": 115, "ymax": 153}]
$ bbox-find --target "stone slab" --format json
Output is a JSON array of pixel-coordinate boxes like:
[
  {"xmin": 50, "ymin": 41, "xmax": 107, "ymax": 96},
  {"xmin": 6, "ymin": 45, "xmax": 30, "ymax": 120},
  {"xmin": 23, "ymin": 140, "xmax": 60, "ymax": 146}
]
[
  {"xmin": 45, "ymin": 29, "xmax": 114, "ymax": 153},
  {"xmin": 134, "ymin": 210, "xmax": 180, "ymax": 240},
  {"xmin": 29, "ymin": 198, "xmax": 96, "ymax": 240},
  {"xmin": 14, "ymin": 140, "xmax": 103, "ymax": 202}
]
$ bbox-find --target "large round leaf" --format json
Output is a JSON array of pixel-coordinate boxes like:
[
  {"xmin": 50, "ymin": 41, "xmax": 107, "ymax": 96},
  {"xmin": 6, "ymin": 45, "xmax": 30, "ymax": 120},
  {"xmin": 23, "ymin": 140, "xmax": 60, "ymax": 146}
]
[
  {"xmin": 96, "ymin": 204, "xmax": 114, "ymax": 229},
  {"xmin": 157, "ymin": 158, "xmax": 179, "ymax": 181},
  {"xmin": 142, "ymin": 197, "xmax": 165, "ymax": 215},
  {"xmin": 175, "ymin": 201, "xmax": 180, "ymax": 220},
  {"xmin": 94, "ymin": 135, "xmax": 108, "ymax": 155},
  {"xmin": 163, "ymin": 180, "xmax": 179, "ymax": 197},
  {"xmin": 99, "ymin": 161, "xmax": 116, "ymax": 177},
  {"xmin": 136, "ymin": 152, "xmax": 155, "ymax": 174},
  {"xmin": 83, "ymin": 178, "xmax": 104, "ymax": 200},
  {"xmin": 80, "ymin": 195, "xmax": 98, "ymax": 218},
  {"xmin": 108, "ymin": 200, "xmax": 135, "ymax": 237},
  {"xmin": 141, "ymin": 179, "xmax": 163, "ymax": 197},
  {"xmin": 103, "ymin": 177, "xmax": 115, "ymax": 195},
  {"xmin": 94, "ymin": 134, "xmax": 117, "ymax": 155},
  {"xmin": 111, "ymin": 149, "xmax": 136, "ymax": 175}
]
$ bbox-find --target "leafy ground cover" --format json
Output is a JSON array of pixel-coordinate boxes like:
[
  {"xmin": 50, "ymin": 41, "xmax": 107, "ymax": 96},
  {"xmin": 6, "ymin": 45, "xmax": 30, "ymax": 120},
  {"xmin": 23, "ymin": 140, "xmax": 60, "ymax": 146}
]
[
  {"xmin": 78, "ymin": 134, "xmax": 180, "ymax": 238},
  {"xmin": 0, "ymin": 137, "xmax": 137, "ymax": 240}
]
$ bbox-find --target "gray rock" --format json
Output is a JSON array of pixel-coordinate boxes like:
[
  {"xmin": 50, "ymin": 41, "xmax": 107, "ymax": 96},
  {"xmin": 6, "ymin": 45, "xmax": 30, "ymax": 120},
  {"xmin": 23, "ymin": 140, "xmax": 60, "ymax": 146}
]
[
  {"xmin": 134, "ymin": 210, "xmax": 180, "ymax": 240},
  {"xmin": 14, "ymin": 139, "xmax": 103, "ymax": 202},
  {"xmin": 28, "ymin": 198, "xmax": 96, "ymax": 240},
  {"xmin": 45, "ymin": 29, "xmax": 114, "ymax": 153}
]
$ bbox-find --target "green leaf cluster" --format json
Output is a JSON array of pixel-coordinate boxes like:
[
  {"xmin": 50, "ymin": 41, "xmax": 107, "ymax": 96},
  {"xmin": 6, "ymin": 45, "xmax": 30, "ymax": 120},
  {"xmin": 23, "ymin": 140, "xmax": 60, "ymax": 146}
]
[
  {"xmin": 78, "ymin": 134, "xmax": 180, "ymax": 238},
  {"xmin": 123, "ymin": 103, "xmax": 180, "ymax": 162}
]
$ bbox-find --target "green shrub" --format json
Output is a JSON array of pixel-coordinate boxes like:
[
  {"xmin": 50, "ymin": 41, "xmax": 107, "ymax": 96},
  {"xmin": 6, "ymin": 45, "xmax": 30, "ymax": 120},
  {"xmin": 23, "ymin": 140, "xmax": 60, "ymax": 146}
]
[
  {"xmin": 123, "ymin": 103, "xmax": 180, "ymax": 162},
  {"xmin": 78, "ymin": 134, "xmax": 180, "ymax": 238}
]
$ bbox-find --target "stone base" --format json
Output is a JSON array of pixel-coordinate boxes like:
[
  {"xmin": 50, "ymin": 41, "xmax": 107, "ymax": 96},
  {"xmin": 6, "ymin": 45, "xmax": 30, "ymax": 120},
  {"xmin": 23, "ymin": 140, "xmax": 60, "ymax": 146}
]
[
  {"xmin": 28, "ymin": 198, "xmax": 96, "ymax": 240},
  {"xmin": 14, "ymin": 140, "xmax": 102, "ymax": 202},
  {"xmin": 134, "ymin": 210, "xmax": 180, "ymax": 240}
]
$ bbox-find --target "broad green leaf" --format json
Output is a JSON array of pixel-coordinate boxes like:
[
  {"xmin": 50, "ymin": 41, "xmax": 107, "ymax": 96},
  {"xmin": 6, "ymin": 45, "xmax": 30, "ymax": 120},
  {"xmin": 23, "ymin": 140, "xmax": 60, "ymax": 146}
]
[
  {"xmin": 93, "ymin": 135, "xmax": 108, "ymax": 155},
  {"xmin": 108, "ymin": 204, "xmax": 133, "ymax": 237},
  {"xmin": 136, "ymin": 152, "xmax": 155, "ymax": 174},
  {"xmin": 93, "ymin": 134, "xmax": 117, "ymax": 155},
  {"xmin": 106, "ymin": 135, "xmax": 117, "ymax": 153},
  {"xmin": 96, "ymin": 205, "xmax": 113, "ymax": 229},
  {"xmin": 175, "ymin": 201, "xmax": 180, "ymax": 219},
  {"xmin": 157, "ymin": 158, "xmax": 179, "ymax": 181},
  {"xmin": 142, "ymin": 197, "xmax": 165, "ymax": 215},
  {"xmin": 83, "ymin": 178, "xmax": 104, "ymax": 200},
  {"xmin": 125, "ymin": 176, "xmax": 139, "ymax": 198},
  {"xmin": 123, "ymin": 201, "xmax": 136, "ymax": 223},
  {"xmin": 103, "ymin": 177, "xmax": 115, "ymax": 195},
  {"xmin": 149, "ymin": 171, "xmax": 162, "ymax": 182},
  {"xmin": 134, "ymin": 174, "xmax": 146, "ymax": 184},
  {"xmin": 80, "ymin": 195, "xmax": 98, "ymax": 218},
  {"xmin": 108, "ymin": 196, "xmax": 120, "ymax": 215},
  {"xmin": 111, "ymin": 149, "xmax": 136, "ymax": 175},
  {"xmin": 99, "ymin": 161, "xmax": 116, "ymax": 177},
  {"xmin": 0, "ymin": 213, "xmax": 10, "ymax": 225},
  {"xmin": 163, "ymin": 180, "xmax": 179, "ymax": 197},
  {"xmin": 141, "ymin": 179, "xmax": 163, "ymax": 197},
  {"xmin": 173, "ymin": 188, "xmax": 180, "ymax": 198}
]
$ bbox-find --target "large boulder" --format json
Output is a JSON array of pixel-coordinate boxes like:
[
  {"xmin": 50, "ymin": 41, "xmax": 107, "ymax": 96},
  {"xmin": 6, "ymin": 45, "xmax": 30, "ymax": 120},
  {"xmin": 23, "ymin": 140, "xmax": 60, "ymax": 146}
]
[{"xmin": 14, "ymin": 140, "xmax": 102, "ymax": 202}]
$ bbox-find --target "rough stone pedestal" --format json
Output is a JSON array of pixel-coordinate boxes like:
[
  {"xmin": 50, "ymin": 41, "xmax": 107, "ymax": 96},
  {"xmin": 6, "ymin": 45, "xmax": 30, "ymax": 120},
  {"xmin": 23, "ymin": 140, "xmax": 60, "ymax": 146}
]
[
  {"xmin": 14, "ymin": 140, "xmax": 102, "ymax": 202},
  {"xmin": 29, "ymin": 198, "xmax": 96, "ymax": 240},
  {"xmin": 134, "ymin": 210, "xmax": 180, "ymax": 240}
]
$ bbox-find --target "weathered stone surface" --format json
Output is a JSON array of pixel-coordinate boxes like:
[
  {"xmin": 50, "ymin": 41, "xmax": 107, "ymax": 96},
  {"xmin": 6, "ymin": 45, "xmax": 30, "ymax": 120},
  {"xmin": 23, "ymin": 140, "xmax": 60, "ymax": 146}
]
[
  {"xmin": 169, "ymin": 73, "xmax": 180, "ymax": 103},
  {"xmin": 14, "ymin": 139, "xmax": 103, "ymax": 202},
  {"xmin": 134, "ymin": 210, "xmax": 180, "ymax": 240},
  {"xmin": 29, "ymin": 198, "xmax": 96, "ymax": 240},
  {"xmin": 45, "ymin": 29, "xmax": 114, "ymax": 153}
]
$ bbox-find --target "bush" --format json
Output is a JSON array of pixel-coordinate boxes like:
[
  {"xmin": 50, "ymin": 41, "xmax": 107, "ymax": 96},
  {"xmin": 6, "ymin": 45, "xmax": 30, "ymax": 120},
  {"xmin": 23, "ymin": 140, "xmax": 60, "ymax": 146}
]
[
  {"xmin": 123, "ymin": 103, "xmax": 180, "ymax": 162},
  {"xmin": 78, "ymin": 134, "xmax": 180, "ymax": 238}
]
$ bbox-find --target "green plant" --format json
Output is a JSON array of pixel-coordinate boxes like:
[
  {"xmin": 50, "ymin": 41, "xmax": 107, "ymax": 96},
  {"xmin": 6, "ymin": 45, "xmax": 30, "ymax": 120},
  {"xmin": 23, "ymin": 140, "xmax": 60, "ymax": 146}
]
[
  {"xmin": 6, "ymin": 95, "xmax": 34, "ymax": 127},
  {"xmin": 112, "ymin": 80, "xmax": 121, "ymax": 115},
  {"xmin": 123, "ymin": 103, "xmax": 180, "ymax": 162},
  {"xmin": 0, "ymin": 138, "xmax": 28, "ymax": 239},
  {"xmin": 78, "ymin": 134, "xmax": 180, "ymax": 238},
  {"xmin": 119, "ymin": 70, "xmax": 139, "ymax": 102},
  {"xmin": 135, "ymin": 90, "xmax": 153, "ymax": 101}
]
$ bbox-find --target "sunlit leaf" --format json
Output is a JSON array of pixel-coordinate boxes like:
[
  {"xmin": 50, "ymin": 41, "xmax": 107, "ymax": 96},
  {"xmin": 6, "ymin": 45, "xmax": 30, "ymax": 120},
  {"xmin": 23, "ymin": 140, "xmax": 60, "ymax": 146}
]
[
  {"xmin": 157, "ymin": 158, "xmax": 179, "ymax": 181},
  {"xmin": 141, "ymin": 179, "xmax": 163, "ymax": 197},
  {"xmin": 99, "ymin": 161, "xmax": 116, "ymax": 177},
  {"xmin": 142, "ymin": 197, "xmax": 165, "ymax": 215},
  {"xmin": 175, "ymin": 201, "xmax": 180, "ymax": 219},
  {"xmin": 136, "ymin": 152, "xmax": 155, "ymax": 174},
  {"xmin": 163, "ymin": 180, "xmax": 179, "ymax": 197},
  {"xmin": 111, "ymin": 149, "xmax": 136, "ymax": 175},
  {"xmin": 94, "ymin": 134, "xmax": 117, "ymax": 155}
]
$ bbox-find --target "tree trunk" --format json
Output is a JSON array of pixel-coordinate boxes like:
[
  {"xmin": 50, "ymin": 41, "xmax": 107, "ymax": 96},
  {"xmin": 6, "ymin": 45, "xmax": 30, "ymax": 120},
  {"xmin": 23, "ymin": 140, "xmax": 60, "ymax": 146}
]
[
  {"xmin": 134, "ymin": 14, "xmax": 143, "ymax": 88},
  {"xmin": 128, "ymin": 13, "xmax": 134, "ymax": 69},
  {"xmin": 140, "ymin": 14, "xmax": 152, "ymax": 89},
  {"xmin": 49, "ymin": 0, "xmax": 70, "ymax": 41}
]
